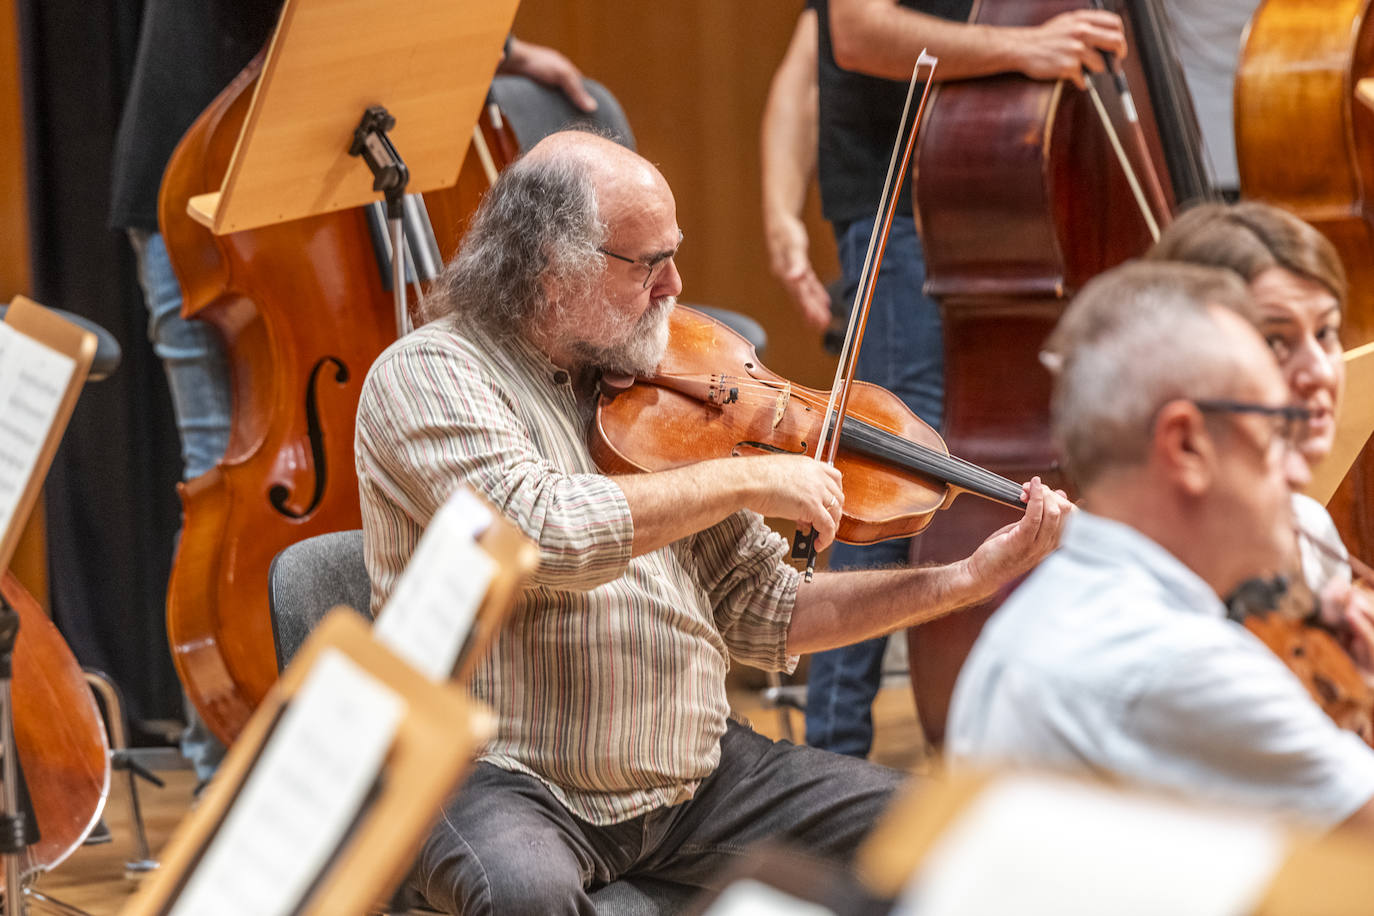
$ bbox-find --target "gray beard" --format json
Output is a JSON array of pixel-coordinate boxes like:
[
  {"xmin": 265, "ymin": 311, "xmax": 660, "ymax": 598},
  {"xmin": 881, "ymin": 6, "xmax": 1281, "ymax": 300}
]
[{"xmin": 570, "ymin": 296, "xmax": 674, "ymax": 377}]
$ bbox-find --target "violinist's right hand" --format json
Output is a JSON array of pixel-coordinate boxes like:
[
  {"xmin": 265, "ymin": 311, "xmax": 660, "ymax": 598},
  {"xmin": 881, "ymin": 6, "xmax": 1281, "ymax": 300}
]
[
  {"xmin": 740, "ymin": 454, "xmax": 845, "ymax": 550},
  {"xmin": 1016, "ymin": 9, "xmax": 1126, "ymax": 90}
]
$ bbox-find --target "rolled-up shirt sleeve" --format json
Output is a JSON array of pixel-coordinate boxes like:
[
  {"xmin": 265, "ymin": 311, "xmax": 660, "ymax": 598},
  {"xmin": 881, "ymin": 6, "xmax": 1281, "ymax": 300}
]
[
  {"xmin": 357, "ymin": 335, "xmax": 633, "ymax": 597},
  {"xmin": 689, "ymin": 510, "xmax": 801, "ymax": 673}
]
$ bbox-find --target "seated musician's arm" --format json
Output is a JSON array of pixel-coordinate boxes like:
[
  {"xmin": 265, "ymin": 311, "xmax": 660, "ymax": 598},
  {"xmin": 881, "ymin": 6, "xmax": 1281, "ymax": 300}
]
[
  {"xmin": 357, "ymin": 341, "xmax": 632, "ymax": 590},
  {"xmin": 828, "ymin": 0, "xmax": 1124, "ymax": 87}
]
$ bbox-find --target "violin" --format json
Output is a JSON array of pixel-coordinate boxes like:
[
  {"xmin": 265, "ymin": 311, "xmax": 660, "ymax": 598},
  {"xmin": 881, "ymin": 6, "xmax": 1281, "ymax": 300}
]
[
  {"xmin": 1227, "ymin": 566, "xmax": 1374, "ymax": 746},
  {"xmin": 0, "ymin": 571, "xmax": 110, "ymax": 893},
  {"xmin": 591, "ymin": 306, "xmax": 1026, "ymax": 544}
]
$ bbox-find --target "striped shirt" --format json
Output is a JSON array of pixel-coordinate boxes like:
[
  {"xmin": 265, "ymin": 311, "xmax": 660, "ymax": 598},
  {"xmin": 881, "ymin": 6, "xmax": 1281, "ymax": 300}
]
[{"xmin": 355, "ymin": 314, "xmax": 801, "ymax": 824}]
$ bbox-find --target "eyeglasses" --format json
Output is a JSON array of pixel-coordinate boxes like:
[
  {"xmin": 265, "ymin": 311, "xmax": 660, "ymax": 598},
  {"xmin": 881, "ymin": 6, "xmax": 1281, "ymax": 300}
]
[
  {"xmin": 1192, "ymin": 399, "xmax": 1313, "ymax": 453},
  {"xmin": 599, "ymin": 230, "xmax": 684, "ymax": 290}
]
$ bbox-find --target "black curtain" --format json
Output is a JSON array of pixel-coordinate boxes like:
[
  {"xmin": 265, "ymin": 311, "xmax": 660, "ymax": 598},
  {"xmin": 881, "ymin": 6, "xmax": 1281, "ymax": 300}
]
[{"xmin": 19, "ymin": 0, "xmax": 185, "ymax": 728}]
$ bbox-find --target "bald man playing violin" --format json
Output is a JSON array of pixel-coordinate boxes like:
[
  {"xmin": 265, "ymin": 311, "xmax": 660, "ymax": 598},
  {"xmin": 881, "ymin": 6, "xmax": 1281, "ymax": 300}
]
[{"xmin": 355, "ymin": 130, "xmax": 1068, "ymax": 914}]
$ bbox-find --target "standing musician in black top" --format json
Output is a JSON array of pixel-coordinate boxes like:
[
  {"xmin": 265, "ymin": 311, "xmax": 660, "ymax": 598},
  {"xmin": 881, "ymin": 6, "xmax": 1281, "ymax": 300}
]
[{"xmin": 762, "ymin": 0, "xmax": 1126, "ymax": 758}]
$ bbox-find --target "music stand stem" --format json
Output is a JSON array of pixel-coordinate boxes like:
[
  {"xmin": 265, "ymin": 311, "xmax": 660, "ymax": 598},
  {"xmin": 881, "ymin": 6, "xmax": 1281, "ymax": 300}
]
[{"xmin": 351, "ymin": 105, "xmax": 413, "ymax": 336}]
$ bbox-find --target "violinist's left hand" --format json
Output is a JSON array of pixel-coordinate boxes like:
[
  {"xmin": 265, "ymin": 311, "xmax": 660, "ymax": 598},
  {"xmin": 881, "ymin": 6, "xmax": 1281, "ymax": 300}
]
[
  {"xmin": 1318, "ymin": 578, "xmax": 1374, "ymax": 677},
  {"xmin": 963, "ymin": 477, "xmax": 1071, "ymax": 592}
]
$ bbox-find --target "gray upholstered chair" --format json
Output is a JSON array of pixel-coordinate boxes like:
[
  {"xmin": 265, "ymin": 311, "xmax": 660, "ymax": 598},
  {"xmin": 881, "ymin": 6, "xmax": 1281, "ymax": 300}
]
[{"xmin": 266, "ymin": 531, "xmax": 699, "ymax": 915}]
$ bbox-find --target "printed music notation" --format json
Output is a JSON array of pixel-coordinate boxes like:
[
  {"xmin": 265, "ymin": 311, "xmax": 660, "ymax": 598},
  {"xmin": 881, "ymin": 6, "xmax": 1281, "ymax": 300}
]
[
  {"xmin": 169, "ymin": 649, "xmax": 403, "ymax": 916},
  {"xmin": 373, "ymin": 486, "xmax": 496, "ymax": 682},
  {"xmin": 0, "ymin": 322, "xmax": 76, "ymax": 541}
]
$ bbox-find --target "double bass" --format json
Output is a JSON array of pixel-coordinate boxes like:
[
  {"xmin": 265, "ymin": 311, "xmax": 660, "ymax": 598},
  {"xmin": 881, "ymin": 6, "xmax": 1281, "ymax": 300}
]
[
  {"xmin": 1235, "ymin": 0, "xmax": 1374, "ymax": 582},
  {"xmin": 904, "ymin": 0, "xmax": 1210, "ymax": 742},
  {"xmin": 160, "ymin": 52, "xmax": 518, "ymax": 745}
]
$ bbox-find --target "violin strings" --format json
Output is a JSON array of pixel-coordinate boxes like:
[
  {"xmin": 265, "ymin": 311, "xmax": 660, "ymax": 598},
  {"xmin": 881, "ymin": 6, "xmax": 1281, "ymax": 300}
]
[{"xmin": 647, "ymin": 375, "xmax": 1023, "ymax": 504}]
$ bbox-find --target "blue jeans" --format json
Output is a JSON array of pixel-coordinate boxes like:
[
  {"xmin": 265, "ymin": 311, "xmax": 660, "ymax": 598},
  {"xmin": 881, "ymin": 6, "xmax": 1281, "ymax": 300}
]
[
  {"xmin": 128, "ymin": 229, "xmax": 233, "ymax": 780},
  {"xmin": 804, "ymin": 215, "xmax": 942, "ymax": 758}
]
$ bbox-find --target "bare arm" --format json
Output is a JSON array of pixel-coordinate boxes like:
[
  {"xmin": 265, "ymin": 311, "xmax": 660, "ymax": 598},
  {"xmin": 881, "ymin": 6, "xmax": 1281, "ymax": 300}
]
[
  {"xmin": 829, "ymin": 0, "xmax": 1125, "ymax": 88},
  {"xmin": 761, "ymin": 9, "xmax": 831, "ymax": 330},
  {"xmin": 613, "ymin": 454, "xmax": 844, "ymax": 558},
  {"xmin": 498, "ymin": 36, "xmax": 598, "ymax": 112},
  {"xmin": 786, "ymin": 479, "xmax": 1069, "ymax": 654}
]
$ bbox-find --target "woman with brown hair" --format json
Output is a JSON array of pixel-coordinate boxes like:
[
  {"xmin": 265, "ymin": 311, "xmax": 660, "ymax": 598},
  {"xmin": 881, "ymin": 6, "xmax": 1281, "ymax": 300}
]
[{"xmin": 1146, "ymin": 200, "xmax": 1374, "ymax": 667}]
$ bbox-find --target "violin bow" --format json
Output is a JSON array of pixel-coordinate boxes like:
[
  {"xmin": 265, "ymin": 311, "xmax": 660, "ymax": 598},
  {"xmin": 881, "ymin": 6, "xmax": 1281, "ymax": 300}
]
[{"xmin": 791, "ymin": 50, "xmax": 939, "ymax": 581}]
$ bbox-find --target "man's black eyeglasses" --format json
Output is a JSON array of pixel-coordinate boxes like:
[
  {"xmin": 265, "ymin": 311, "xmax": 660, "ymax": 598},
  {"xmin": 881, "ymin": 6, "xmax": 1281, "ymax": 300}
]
[
  {"xmin": 599, "ymin": 230, "xmax": 684, "ymax": 289},
  {"xmin": 1192, "ymin": 399, "xmax": 1312, "ymax": 452}
]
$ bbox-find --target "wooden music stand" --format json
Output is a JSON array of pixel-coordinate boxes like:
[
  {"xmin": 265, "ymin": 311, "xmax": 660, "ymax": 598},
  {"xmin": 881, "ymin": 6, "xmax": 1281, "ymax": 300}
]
[
  {"xmin": 120, "ymin": 611, "xmax": 493, "ymax": 916},
  {"xmin": 856, "ymin": 771, "xmax": 1374, "ymax": 916},
  {"xmin": 185, "ymin": 0, "xmax": 518, "ymax": 236},
  {"xmin": 371, "ymin": 486, "xmax": 540, "ymax": 684},
  {"xmin": 0, "ymin": 296, "xmax": 95, "ymax": 915},
  {"xmin": 1304, "ymin": 341, "xmax": 1374, "ymax": 506},
  {"xmin": 0, "ymin": 296, "xmax": 95, "ymax": 573}
]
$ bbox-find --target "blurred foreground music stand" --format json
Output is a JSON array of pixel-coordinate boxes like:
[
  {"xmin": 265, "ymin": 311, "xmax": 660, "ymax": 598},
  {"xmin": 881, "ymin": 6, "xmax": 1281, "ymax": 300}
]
[
  {"xmin": 0, "ymin": 297, "xmax": 96, "ymax": 915},
  {"xmin": 121, "ymin": 611, "xmax": 492, "ymax": 916},
  {"xmin": 183, "ymin": 0, "xmax": 519, "ymax": 334}
]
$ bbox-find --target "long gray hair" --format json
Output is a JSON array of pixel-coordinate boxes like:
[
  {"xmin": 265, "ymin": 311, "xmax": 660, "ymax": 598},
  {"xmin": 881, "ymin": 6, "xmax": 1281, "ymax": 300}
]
[{"xmin": 420, "ymin": 152, "xmax": 607, "ymax": 330}]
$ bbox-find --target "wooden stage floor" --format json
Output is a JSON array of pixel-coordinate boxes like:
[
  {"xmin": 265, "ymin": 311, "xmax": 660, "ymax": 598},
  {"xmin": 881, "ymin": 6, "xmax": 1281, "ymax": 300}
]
[{"xmin": 31, "ymin": 682, "xmax": 928, "ymax": 913}]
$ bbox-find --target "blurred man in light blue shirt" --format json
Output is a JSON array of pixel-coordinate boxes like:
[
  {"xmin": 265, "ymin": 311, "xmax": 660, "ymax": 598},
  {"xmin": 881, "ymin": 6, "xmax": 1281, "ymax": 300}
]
[{"xmin": 949, "ymin": 261, "xmax": 1374, "ymax": 836}]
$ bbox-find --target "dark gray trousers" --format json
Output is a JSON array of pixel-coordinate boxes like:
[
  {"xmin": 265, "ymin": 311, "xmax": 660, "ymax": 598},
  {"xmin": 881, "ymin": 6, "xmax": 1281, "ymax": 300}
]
[{"xmin": 404, "ymin": 721, "xmax": 906, "ymax": 914}]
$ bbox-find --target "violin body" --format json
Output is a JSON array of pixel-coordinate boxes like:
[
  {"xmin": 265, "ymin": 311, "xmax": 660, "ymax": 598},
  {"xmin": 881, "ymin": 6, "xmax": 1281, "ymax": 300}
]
[
  {"xmin": 904, "ymin": 0, "xmax": 1201, "ymax": 742},
  {"xmin": 592, "ymin": 307, "xmax": 1023, "ymax": 545},
  {"xmin": 0, "ymin": 571, "xmax": 109, "ymax": 890},
  {"xmin": 1236, "ymin": 0, "xmax": 1374, "ymax": 581},
  {"xmin": 160, "ymin": 54, "xmax": 516, "ymax": 743},
  {"xmin": 1245, "ymin": 612, "xmax": 1374, "ymax": 744}
]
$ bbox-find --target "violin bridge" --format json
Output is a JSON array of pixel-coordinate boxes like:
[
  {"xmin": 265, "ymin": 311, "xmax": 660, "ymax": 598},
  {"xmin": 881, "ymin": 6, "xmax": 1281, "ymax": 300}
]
[{"xmin": 773, "ymin": 383, "xmax": 790, "ymax": 429}]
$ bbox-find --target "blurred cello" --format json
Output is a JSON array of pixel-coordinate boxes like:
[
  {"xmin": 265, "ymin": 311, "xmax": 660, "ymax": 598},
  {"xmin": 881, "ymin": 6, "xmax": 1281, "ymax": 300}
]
[
  {"xmin": 904, "ymin": 0, "xmax": 1211, "ymax": 742},
  {"xmin": 160, "ymin": 51, "xmax": 517, "ymax": 744},
  {"xmin": 1235, "ymin": 0, "xmax": 1374, "ymax": 576},
  {"xmin": 0, "ymin": 571, "xmax": 109, "ymax": 895}
]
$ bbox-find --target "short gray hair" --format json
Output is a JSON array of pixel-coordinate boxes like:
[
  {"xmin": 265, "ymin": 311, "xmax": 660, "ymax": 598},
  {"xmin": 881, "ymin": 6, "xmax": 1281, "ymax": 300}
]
[
  {"xmin": 1050, "ymin": 261, "xmax": 1257, "ymax": 488},
  {"xmin": 419, "ymin": 152, "xmax": 607, "ymax": 329}
]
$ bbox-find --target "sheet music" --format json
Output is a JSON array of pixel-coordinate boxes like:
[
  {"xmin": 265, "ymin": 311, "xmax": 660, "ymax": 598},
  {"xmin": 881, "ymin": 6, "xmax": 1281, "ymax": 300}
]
[
  {"xmin": 374, "ymin": 487, "xmax": 497, "ymax": 681},
  {"xmin": 170, "ymin": 649, "xmax": 403, "ymax": 916},
  {"xmin": 894, "ymin": 776, "xmax": 1287, "ymax": 916},
  {"xmin": 0, "ymin": 322, "xmax": 76, "ymax": 540},
  {"xmin": 700, "ymin": 880, "xmax": 835, "ymax": 916}
]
